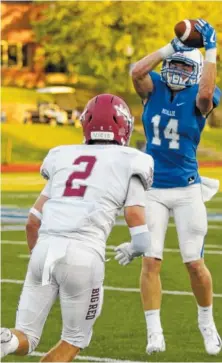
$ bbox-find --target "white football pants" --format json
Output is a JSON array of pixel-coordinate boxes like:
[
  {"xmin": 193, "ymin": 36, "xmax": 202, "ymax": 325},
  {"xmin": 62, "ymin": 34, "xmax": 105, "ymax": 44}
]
[
  {"xmin": 145, "ymin": 184, "xmax": 208, "ymax": 263},
  {"xmin": 15, "ymin": 235, "xmax": 104, "ymax": 349}
]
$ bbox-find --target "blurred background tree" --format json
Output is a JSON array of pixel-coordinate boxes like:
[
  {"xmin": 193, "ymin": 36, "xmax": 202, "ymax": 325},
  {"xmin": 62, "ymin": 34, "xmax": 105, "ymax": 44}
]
[{"xmin": 33, "ymin": 1, "xmax": 222, "ymax": 93}]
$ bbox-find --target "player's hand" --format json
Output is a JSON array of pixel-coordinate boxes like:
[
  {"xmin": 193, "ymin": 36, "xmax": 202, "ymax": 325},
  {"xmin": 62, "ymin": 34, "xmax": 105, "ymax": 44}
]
[
  {"xmin": 171, "ymin": 37, "xmax": 194, "ymax": 52},
  {"xmin": 194, "ymin": 19, "xmax": 216, "ymax": 50},
  {"xmin": 114, "ymin": 242, "xmax": 142, "ymax": 266}
]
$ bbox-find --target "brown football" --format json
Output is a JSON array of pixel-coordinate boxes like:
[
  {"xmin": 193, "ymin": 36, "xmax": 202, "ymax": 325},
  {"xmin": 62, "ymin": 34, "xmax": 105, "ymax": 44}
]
[{"xmin": 174, "ymin": 19, "xmax": 204, "ymax": 48}]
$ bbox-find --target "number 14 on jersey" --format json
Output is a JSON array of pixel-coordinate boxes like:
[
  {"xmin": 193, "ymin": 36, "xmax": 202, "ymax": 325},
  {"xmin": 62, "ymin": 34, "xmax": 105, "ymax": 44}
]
[{"xmin": 151, "ymin": 115, "xmax": 180, "ymax": 149}]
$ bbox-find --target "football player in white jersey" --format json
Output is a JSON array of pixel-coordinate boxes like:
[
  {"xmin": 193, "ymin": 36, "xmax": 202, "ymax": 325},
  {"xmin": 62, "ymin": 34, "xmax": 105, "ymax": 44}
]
[{"xmin": 1, "ymin": 94, "xmax": 154, "ymax": 362}]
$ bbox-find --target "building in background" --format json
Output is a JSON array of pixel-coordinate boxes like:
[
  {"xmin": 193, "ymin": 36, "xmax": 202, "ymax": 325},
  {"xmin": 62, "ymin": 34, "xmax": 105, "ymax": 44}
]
[{"xmin": 1, "ymin": 1, "xmax": 73, "ymax": 88}]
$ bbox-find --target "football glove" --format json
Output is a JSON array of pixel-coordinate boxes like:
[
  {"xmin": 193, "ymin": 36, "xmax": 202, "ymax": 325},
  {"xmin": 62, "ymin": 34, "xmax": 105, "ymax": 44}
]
[
  {"xmin": 171, "ymin": 37, "xmax": 194, "ymax": 52},
  {"xmin": 114, "ymin": 242, "xmax": 142, "ymax": 266},
  {"xmin": 194, "ymin": 19, "xmax": 216, "ymax": 50}
]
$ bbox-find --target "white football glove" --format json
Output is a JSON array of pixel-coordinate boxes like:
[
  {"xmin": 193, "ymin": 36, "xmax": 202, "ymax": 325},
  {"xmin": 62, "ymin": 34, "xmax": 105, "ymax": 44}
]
[{"xmin": 114, "ymin": 242, "xmax": 142, "ymax": 266}]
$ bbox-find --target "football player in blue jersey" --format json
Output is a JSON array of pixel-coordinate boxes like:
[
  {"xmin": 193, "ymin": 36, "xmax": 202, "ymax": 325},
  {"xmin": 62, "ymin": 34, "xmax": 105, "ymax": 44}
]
[{"xmin": 115, "ymin": 19, "xmax": 221, "ymax": 355}]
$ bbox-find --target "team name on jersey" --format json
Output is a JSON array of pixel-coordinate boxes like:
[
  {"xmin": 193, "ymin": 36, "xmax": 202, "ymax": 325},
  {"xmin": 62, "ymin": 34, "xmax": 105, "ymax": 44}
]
[{"xmin": 161, "ymin": 108, "xmax": 176, "ymax": 117}]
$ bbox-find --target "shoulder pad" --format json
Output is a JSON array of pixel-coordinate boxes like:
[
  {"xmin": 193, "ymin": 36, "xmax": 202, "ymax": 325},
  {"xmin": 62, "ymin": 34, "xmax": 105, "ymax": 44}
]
[
  {"xmin": 130, "ymin": 151, "xmax": 154, "ymax": 190},
  {"xmin": 40, "ymin": 147, "xmax": 61, "ymax": 180}
]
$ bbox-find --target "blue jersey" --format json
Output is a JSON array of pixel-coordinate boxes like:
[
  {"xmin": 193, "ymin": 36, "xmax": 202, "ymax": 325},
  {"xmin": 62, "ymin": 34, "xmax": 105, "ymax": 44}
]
[{"xmin": 142, "ymin": 71, "xmax": 221, "ymax": 188}]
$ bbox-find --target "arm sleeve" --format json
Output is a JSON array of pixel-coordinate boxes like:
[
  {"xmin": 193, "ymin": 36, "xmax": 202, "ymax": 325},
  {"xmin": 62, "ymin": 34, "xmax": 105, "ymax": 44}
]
[
  {"xmin": 148, "ymin": 71, "xmax": 161, "ymax": 94},
  {"xmin": 41, "ymin": 180, "xmax": 52, "ymax": 198},
  {"xmin": 124, "ymin": 176, "xmax": 146, "ymax": 207},
  {"xmin": 149, "ymin": 71, "xmax": 161, "ymax": 85},
  {"xmin": 130, "ymin": 152, "xmax": 154, "ymax": 190},
  {"xmin": 141, "ymin": 71, "xmax": 161, "ymax": 100},
  {"xmin": 40, "ymin": 147, "xmax": 59, "ymax": 180},
  {"xmin": 203, "ymin": 86, "xmax": 221, "ymax": 118},
  {"xmin": 213, "ymin": 86, "xmax": 221, "ymax": 108}
]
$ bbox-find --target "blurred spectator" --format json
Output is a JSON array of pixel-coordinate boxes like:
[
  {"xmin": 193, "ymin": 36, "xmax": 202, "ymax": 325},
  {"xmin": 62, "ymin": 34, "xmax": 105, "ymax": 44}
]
[
  {"xmin": 39, "ymin": 102, "xmax": 68, "ymax": 125},
  {"xmin": 1, "ymin": 110, "xmax": 7, "ymax": 123},
  {"xmin": 71, "ymin": 108, "xmax": 82, "ymax": 128}
]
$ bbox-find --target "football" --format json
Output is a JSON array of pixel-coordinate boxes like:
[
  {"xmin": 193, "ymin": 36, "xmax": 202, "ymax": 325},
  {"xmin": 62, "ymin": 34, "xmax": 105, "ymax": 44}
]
[{"xmin": 174, "ymin": 19, "xmax": 204, "ymax": 48}]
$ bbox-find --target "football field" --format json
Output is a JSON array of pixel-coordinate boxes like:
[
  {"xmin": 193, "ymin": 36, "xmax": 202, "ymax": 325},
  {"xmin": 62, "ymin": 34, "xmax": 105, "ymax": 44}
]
[{"xmin": 1, "ymin": 188, "xmax": 222, "ymax": 362}]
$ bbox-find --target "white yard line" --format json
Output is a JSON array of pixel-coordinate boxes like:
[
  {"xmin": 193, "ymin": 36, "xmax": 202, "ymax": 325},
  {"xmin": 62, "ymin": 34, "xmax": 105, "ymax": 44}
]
[
  {"xmin": 204, "ymin": 244, "xmax": 222, "ymax": 248},
  {"xmin": 30, "ymin": 350, "xmax": 144, "ymax": 362},
  {"xmin": 1, "ymin": 241, "xmax": 221, "ymax": 254},
  {"xmin": 105, "ymin": 250, "xmax": 222, "ymax": 256},
  {"xmin": 116, "ymin": 219, "xmax": 222, "ymax": 226},
  {"xmin": 2, "ymin": 222, "xmax": 222, "ymax": 232},
  {"xmin": 1, "ymin": 225, "xmax": 26, "ymax": 231},
  {"xmin": 211, "ymin": 197, "xmax": 222, "ymax": 202},
  {"xmin": 1, "ymin": 241, "xmax": 222, "ymax": 249},
  {"xmin": 1, "ymin": 241, "xmax": 27, "ymax": 245},
  {"xmin": 31, "ymin": 350, "xmax": 143, "ymax": 362},
  {"xmin": 163, "ymin": 248, "xmax": 222, "ymax": 255},
  {"xmin": 17, "ymin": 249, "xmax": 222, "ymax": 258},
  {"xmin": 1, "ymin": 279, "xmax": 222, "ymax": 298},
  {"xmin": 2, "ymin": 193, "xmax": 39, "ymax": 198},
  {"xmin": 1, "ymin": 204, "xmax": 20, "ymax": 208}
]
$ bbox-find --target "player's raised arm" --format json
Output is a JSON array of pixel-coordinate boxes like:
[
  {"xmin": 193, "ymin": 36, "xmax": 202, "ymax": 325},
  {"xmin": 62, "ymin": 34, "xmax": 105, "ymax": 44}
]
[
  {"xmin": 195, "ymin": 20, "xmax": 217, "ymax": 115},
  {"xmin": 131, "ymin": 51, "xmax": 161, "ymax": 100},
  {"xmin": 132, "ymin": 38, "xmax": 194, "ymax": 101}
]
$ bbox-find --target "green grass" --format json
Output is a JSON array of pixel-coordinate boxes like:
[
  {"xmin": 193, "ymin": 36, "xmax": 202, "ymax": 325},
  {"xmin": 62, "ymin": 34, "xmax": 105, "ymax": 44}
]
[
  {"xmin": 1, "ymin": 87, "xmax": 53, "ymax": 105},
  {"xmin": 1, "ymin": 136, "xmax": 48, "ymax": 164},
  {"xmin": 200, "ymin": 128, "xmax": 222, "ymax": 153},
  {"xmin": 1, "ymin": 191, "xmax": 222, "ymax": 362}
]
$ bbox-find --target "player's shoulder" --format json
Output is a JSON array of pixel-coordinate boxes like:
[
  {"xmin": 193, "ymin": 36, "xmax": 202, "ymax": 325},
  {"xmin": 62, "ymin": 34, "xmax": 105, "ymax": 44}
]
[
  {"xmin": 123, "ymin": 147, "xmax": 154, "ymax": 190},
  {"xmin": 47, "ymin": 144, "xmax": 79, "ymax": 154},
  {"xmin": 123, "ymin": 146, "xmax": 153, "ymax": 161},
  {"xmin": 45, "ymin": 145, "xmax": 62, "ymax": 158},
  {"xmin": 127, "ymin": 147, "xmax": 153, "ymax": 171},
  {"xmin": 147, "ymin": 71, "xmax": 167, "ymax": 98},
  {"xmin": 40, "ymin": 144, "xmax": 79, "ymax": 179},
  {"xmin": 46, "ymin": 144, "xmax": 86, "ymax": 159},
  {"xmin": 149, "ymin": 71, "xmax": 161, "ymax": 83},
  {"xmin": 110, "ymin": 145, "xmax": 153, "ymax": 168}
]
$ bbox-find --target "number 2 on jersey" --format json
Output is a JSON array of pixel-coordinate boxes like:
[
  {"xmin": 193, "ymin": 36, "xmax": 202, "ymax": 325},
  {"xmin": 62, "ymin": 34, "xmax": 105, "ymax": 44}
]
[
  {"xmin": 151, "ymin": 115, "xmax": 180, "ymax": 149},
  {"xmin": 63, "ymin": 156, "xmax": 97, "ymax": 197}
]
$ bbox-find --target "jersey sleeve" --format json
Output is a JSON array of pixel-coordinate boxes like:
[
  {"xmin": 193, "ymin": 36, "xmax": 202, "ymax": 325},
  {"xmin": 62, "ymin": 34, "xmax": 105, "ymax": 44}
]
[
  {"xmin": 149, "ymin": 71, "xmax": 161, "ymax": 84},
  {"xmin": 148, "ymin": 71, "xmax": 161, "ymax": 91},
  {"xmin": 130, "ymin": 151, "xmax": 154, "ymax": 191},
  {"xmin": 213, "ymin": 86, "xmax": 221, "ymax": 108},
  {"xmin": 124, "ymin": 176, "xmax": 146, "ymax": 207},
  {"xmin": 41, "ymin": 180, "xmax": 52, "ymax": 198},
  {"xmin": 40, "ymin": 147, "xmax": 60, "ymax": 180}
]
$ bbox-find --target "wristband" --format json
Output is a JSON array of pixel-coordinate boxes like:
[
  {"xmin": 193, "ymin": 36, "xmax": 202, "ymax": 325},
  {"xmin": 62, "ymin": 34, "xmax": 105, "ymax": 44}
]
[
  {"xmin": 159, "ymin": 43, "xmax": 175, "ymax": 60},
  {"xmin": 30, "ymin": 207, "xmax": 42, "ymax": 220},
  {"xmin": 130, "ymin": 230, "xmax": 151, "ymax": 255},
  {"xmin": 205, "ymin": 48, "xmax": 217, "ymax": 64},
  {"xmin": 129, "ymin": 224, "xmax": 148, "ymax": 236}
]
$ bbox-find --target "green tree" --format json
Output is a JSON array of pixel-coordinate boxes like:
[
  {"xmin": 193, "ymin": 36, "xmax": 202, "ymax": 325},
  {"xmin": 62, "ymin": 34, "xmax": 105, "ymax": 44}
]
[{"xmin": 33, "ymin": 1, "xmax": 222, "ymax": 92}]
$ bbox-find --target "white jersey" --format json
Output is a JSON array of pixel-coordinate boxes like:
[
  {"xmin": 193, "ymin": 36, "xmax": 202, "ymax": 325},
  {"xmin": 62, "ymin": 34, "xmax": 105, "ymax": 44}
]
[{"xmin": 39, "ymin": 144, "xmax": 153, "ymax": 259}]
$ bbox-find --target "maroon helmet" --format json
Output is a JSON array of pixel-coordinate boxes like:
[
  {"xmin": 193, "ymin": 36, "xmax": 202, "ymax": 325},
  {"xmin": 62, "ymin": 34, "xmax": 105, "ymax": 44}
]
[{"xmin": 80, "ymin": 94, "xmax": 134, "ymax": 145}]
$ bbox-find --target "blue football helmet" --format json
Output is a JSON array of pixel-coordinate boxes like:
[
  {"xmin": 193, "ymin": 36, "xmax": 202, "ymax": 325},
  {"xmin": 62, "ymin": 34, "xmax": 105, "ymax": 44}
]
[{"xmin": 161, "ymin": 49, "xmax": 203, "ymax": 90}]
